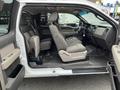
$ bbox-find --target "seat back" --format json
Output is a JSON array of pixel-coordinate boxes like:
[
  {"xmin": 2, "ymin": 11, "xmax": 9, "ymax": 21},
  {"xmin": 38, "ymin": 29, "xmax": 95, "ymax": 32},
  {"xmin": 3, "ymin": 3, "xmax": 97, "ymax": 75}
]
[
  {"xmin": 48, "ymin": 12, "xmax": 68, "ymax": 50},
  {"xmin": 20, "ymin": 13, "xmax": 40, "ymax": 57}
]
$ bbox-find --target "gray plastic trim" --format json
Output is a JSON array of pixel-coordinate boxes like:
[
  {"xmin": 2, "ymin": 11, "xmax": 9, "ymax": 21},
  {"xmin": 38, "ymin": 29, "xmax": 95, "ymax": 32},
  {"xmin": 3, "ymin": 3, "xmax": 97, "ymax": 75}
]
[{"xmin": 6, "ymin": 64, "xmax": 25, "ymax": 90}]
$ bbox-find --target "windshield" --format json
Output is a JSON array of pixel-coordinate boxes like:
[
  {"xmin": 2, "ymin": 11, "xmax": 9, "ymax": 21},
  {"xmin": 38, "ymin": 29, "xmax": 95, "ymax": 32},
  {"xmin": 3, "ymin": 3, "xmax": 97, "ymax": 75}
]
[{"xmin": 80, "ymin": 11, "xmax": 112, "ymax": 27}]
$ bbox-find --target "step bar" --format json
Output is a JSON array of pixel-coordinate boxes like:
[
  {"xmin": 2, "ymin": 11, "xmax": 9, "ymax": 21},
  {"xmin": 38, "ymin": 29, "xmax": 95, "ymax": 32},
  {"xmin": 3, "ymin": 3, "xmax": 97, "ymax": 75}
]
[{"xmin": 72, "ymin": 67, "xmax": 109, "ymax": 75}]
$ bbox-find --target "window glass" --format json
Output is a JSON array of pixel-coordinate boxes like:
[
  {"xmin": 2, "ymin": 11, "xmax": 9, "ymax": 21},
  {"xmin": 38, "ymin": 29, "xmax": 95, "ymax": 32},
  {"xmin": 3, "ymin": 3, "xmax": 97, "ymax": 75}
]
[
  {"xmin": 79, "ymin": 11, "xmax": 112, "ymax": 27},
  {"xmin": 59, "ymin": 13, "xmax": 80, "ymax": 25},
  {"xmin": 3, "ymin": 0, "xmax": 13, "ymax": 4},
  {"xmin": 0, "ymin": 3, "xmax": 12, "ymax": 36}
]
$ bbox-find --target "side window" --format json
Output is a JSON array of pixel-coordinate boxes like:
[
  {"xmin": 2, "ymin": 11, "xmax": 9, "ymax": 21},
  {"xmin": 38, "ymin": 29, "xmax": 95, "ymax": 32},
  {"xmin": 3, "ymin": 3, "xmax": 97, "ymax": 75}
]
[
  {"xmin": 59, "ymin": 13, "xmax": 80, "ymax": 25},
  {"xmin": 0, "ymin": 1, "xmax": 13, "ymax": 36}
]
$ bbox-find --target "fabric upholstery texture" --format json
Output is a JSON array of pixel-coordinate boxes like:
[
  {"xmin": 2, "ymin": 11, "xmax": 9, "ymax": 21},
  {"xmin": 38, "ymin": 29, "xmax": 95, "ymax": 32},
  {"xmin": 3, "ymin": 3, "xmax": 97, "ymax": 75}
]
[
  {"xmin": 67, "ymin": 44, "xmax": 86, "ymax": 53},
  {"xmin": 66, "ymin": 37, "xmax": 82, "ymax": 46},
  {"xmin": 29, "ymin": 36, "xmax": 40, "ymax": 57},
  {"xmin": 21, "ymin": 13, "xmax": 52, "ymax": 57},
  {"xmin": 48, "ymin": 12, "xmax": 59, "ymax": 24},
  {"xmin": 49, "ymin": 25, "xmax": 68, "ymax": 50},
  {"xmin": 48, "ymin": 12, "xmax": 87, "ymax": 62}
]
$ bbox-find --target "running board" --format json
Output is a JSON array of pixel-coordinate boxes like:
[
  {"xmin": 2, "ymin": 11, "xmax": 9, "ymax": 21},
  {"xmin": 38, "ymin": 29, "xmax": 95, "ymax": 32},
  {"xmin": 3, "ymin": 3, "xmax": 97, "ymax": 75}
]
[{"xmin": 72, "ymin": 67, "xmax": 108, "ymax": 75}]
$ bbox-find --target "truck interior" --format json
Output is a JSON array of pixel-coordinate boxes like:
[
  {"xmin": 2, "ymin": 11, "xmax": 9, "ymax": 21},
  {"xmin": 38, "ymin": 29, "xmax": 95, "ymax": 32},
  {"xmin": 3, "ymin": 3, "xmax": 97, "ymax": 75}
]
[
  {"xmin": 19, "ymin": 5, "xmax": 117, "ymax": 71},
  {"xmin": 0, "ymin": 2, "xmax": 120, "ymax": 90}
]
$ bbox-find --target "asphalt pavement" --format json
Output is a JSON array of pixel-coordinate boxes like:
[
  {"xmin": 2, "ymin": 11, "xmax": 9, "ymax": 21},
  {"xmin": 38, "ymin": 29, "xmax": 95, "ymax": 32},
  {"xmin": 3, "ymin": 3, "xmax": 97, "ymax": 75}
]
[{"xmin": 18, "ymin": 74, "xmax": 111, "ymax": 90}]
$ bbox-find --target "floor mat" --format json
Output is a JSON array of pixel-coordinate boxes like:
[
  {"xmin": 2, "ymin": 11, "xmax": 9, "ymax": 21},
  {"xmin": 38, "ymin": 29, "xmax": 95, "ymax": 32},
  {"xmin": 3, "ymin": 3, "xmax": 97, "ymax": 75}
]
[
  {"xmin": 30, "ymin": 52, "xmax": 109, "ymax": 69},
  {"xmin": 29, "ymin": 45, "xmax": 110, "ymax": 69},
  {"xmin": 18, "ymin": 74, "xmax": 111, "ymax": 90}
]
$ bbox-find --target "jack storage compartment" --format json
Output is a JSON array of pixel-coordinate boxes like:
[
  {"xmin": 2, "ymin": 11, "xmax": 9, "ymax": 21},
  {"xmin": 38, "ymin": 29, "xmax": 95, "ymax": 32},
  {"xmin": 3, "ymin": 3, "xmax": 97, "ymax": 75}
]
[{"xmin": 6, "ymin": 64, "xmax": 25, "ymax": 90}]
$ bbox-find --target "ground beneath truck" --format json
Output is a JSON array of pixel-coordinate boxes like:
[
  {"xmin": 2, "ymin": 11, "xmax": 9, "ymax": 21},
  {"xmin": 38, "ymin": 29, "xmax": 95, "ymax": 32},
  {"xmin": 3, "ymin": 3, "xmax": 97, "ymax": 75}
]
[{"xmin": 18, "ymin": 74, "xmax": 111, "ymax": 90}]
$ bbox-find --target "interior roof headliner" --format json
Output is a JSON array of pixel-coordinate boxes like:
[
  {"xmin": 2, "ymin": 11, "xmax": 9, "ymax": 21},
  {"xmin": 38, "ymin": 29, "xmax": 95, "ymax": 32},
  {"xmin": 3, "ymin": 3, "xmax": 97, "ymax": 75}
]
[{"xmin": 22, "ymin": 6, "xmax": 83, "ymax": 15}]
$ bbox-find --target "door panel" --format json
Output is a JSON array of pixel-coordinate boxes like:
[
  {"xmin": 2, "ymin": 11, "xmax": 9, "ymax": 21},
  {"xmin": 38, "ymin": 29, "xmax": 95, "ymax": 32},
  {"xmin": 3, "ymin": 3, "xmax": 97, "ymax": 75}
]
[
  {"xmin": 108, "ymin": 62, "xmax": 120, "ymax": 90},
  {"xmin": 111, "ymin": 45, "xmax": 120, "ymax": 90},
  {"xmin": 0, "ymin": 1, "xmax": 25, "ymax": 90},
  {"xmin": 1, "ymin": 43, "xmax": 20, "ymax": 70},
  {"xmin": 0, "ymin": 31, "xmax": 14, "ymax": 48},
  {"xmin": 112, "ymin": 45, "xmax": 120, "ymax": 72},
  {"xmin": 0, "ymin": 33, "xmax": 25, "ymax": 90},
  {"xmin": 6, "ymin": 64, "xmax": 24, "ymax": 90}
]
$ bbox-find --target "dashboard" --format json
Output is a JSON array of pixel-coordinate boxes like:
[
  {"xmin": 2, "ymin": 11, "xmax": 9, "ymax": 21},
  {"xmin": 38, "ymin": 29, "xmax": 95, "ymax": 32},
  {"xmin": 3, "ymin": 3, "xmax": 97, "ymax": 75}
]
[{"xmin": 84, "ymin": 25, "xmax": 116, "ymax": 50}]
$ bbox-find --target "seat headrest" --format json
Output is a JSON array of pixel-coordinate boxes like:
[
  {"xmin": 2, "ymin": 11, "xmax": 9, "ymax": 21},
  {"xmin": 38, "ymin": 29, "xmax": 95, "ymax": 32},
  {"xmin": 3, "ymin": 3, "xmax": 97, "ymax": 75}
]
[{"xmin": 48, "ymin": 12, "xmax": 58, "ymax": 23}]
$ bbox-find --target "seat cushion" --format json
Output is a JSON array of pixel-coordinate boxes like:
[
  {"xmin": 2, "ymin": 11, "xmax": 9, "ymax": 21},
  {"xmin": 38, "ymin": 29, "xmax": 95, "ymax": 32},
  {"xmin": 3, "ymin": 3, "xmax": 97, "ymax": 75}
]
[
  {"xmin": 66, "ymin": 37, "xmax": 81, "ymax": 46},
  {"xmin": 66, "ymin": 43, "xmax": 86, "ymax": 53},
  {"xmin": 59, "ymin": 50, "xmax": 87, "ymax": 62}
]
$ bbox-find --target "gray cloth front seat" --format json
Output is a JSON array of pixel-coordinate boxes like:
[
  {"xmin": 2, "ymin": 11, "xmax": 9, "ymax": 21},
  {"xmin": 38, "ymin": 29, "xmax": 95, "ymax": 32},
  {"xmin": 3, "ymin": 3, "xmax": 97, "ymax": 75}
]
[{"xmin": 48, "ymin": 12, "xmax": 87, "ymax": 62}]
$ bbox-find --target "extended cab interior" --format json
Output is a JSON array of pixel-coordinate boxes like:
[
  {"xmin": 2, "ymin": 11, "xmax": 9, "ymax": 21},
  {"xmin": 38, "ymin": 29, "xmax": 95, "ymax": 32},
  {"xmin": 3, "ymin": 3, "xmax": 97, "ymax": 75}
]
[
  {"xmin": 19, "ymin": 5, "xmax": 117, "ymax": 71},
  {"xmin": 1, "ymin": 1, "xmax": 120, "ymax": 90}
]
